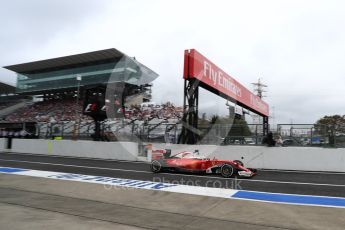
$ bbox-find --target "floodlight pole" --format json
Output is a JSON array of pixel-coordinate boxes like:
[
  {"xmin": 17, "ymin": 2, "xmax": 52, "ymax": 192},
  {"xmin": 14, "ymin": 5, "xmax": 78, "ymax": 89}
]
[
  {"xmin": 73, "ymin": 75, "xmax": 82, "ymax": 140},
  {"xmin": 76, "ymin": 76, "xmax": 81, "ymax": 113}
]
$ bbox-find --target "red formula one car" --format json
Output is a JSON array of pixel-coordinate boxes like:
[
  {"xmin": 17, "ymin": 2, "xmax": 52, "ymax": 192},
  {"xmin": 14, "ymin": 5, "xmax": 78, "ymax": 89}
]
[{"xmin": 150, "ymin": 149, "xmax": 257, "ymax": 178}]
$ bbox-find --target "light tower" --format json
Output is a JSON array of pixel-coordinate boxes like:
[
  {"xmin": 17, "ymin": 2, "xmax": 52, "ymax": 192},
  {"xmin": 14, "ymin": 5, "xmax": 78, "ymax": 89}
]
[
  {"xmin": 251, "ymin": 78, "xmax": 267, "ymax": 99},
  {"xmin": 251, "ymin": 78, "xmax": 269, "ymax": 135}
]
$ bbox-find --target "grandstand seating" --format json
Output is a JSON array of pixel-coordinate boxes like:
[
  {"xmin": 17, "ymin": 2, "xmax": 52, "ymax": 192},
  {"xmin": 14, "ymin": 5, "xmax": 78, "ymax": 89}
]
[
  {"xmin": 124, "ymin": 102, "xmax": 183, "ymax": 121},
  {"xmin": 1, "ymin": 98, "xmax": 183, "ymax": 141},
  {"xmin": 4, "ymin": 99, "xmax": 91, "ymax": 123},
  {"xmin": 3, "ymin": 99, "xmax": 182, "ymax": 130},
  {"xmin": 3, "ymin": 99, "xmax": 183, "ymax": 123}
]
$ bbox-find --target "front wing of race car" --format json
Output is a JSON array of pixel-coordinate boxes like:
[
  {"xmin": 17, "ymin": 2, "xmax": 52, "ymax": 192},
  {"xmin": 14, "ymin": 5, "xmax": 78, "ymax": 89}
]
[
  {"xmin": 203, "ymin": 163, "xmax": 257, "ymax": 178},
  {"xmin": 237, "ymin": 168, "xmax": 257, "ymax": 177}
]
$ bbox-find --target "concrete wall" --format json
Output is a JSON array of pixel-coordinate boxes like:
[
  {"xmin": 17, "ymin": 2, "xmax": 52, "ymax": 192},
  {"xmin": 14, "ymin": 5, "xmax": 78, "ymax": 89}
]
[
  {"xmin": 1, "ymin": 138, "xmax": 345, "ymax": 172},
  {"xmin": 152, "ymin": 143, "xmax": 345, "ymax": 172},
  {"xmin": 0, "ymin": 138, "xmax": 6, "ymax": 151},
  {"xmin": 9, "ymin": 139, "xmax": 139, "ymax": 161}
]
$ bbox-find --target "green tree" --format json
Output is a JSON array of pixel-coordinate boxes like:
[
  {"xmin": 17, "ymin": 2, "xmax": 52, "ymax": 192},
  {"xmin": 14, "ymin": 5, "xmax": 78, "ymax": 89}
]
[
  {"xmin": 314, "ymin": 115, "xmax": 345, "ymax": 135},
  {"xmin": 210, "ymin": 115, "xmax": 219, "ymax": 124},
  {"xmin": 202, "ymin": 114, "xmax": 252, "ymax": 137},
  {"xmin": 229, "ymin": 118, "xmax": 252, "ymax": 137}
]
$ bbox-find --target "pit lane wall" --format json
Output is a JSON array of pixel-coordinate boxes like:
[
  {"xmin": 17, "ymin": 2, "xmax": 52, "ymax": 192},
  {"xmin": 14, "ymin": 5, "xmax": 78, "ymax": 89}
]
[
  {"xmin": 0, "ymin": 138, "xmax": 5, "ymax": 151},
  {"xmin": 0, "ymin": 139, "xmax": 139, "ymax": 161},
  {"xmin": 152, "ymin": 143, "xmax": 345, "ymax": 172},
  {"xmin": 0, "ymin": 138, "xmax": 344, "ymax": 172}
]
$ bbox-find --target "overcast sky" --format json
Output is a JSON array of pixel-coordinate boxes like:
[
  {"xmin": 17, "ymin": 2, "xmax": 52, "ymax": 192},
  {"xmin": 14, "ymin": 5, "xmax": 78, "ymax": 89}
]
[{"xmin": 1, "ymin": 0, "xmax": 345, "ymax": 124}]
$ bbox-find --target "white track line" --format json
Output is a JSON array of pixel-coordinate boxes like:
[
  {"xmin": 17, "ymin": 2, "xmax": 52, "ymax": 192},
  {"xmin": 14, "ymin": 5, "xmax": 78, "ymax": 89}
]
[
  {"xmin": 259, "ymin": 169, "xmax": 345, "ymax": 175},
  {"xmin": 0, "ymin": 151, "xmax": 150, "ymax": 164},
  {"xmin": 3, "ymin": 152, "xmax": 345, "ymax": 175},
  {"xmin": 1, "ymin": 158, "xmax": 345, "ymax": 188},
  {"xmin": 0, "ymin": 159, "xmax": 149, "ymax": 174}
]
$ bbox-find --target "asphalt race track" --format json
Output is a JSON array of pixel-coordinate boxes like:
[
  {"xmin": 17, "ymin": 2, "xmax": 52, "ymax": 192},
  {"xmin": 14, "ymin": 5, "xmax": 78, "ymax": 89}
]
[{"xmin": 0, "ymin": 152, "xmax": 344, "ymax": 198}]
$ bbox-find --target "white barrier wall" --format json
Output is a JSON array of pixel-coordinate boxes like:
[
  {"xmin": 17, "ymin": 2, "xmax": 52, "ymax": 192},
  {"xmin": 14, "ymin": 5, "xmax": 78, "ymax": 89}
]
[
  {"xmin": 2, "ymin": 139, "xmax": 345, "ymax": 172},
  {"xmin": 9, "ymin": 139, "xmax": 139, "ymax": 161},
  {"xmin": 153, "ymin": 143, "xmax": 345, "ymax": 172},
  {"xmin": 0, "ymin": 138, "xmax": 6, "ymax": 151}
]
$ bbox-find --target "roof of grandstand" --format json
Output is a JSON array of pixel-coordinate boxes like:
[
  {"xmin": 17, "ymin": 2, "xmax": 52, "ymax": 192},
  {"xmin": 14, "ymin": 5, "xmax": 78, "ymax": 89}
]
[
  {"xmin": 3, "ymin": 49, "xmax": 125, "ymax": 73},
  {"xmin": 3, "ymin": 48, "xmax": 159, "ymax": 94},
  {"xmin": 0, "ymin": 81, "xmax": 15, "ymax": 94}
]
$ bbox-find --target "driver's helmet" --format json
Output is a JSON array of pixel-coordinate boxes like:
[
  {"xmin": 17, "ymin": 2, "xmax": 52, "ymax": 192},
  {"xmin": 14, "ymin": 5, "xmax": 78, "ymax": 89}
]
[{"xmin": 163, "ymin": 149, "xmax": 172, "ymax": 158}]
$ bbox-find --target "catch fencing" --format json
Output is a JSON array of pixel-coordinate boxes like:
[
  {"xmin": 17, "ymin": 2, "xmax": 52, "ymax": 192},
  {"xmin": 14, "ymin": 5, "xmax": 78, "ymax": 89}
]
[{"xmin": 34, "ymin": 121, "xmax": 345, "ymax": 147}]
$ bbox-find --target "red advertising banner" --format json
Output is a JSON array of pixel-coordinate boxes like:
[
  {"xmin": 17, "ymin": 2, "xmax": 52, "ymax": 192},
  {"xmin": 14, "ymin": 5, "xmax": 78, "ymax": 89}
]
[{"xmin": 183, "ymin": 49, "xmax": 269, "ymax": 116}]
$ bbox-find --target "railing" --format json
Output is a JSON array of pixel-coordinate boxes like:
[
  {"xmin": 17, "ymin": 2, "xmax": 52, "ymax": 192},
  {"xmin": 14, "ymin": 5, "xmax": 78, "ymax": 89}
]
[
  {"xmin": 35, "ymin": 121, "xmax": 345, "ymax": 147},
  {"xmin": 277, "ymin": 124, "xmax": 343, "ymax": 147},
  {"xmin": 37, "ymin": 121, "xmax": 95, "ymax": 140}
]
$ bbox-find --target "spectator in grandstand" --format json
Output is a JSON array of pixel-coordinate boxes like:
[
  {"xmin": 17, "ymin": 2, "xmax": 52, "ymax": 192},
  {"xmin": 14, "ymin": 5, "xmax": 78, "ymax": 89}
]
[
  {"xmin": 8, "ymin": 130, "xmax": 14, "ymax": 137},
  {"xmin": 20, "ymin": 129, "xmax": 29, "ymax": 138},
  {"xmin": 0, "ymin": 129, "xmax": 6, "ymax": 137}
]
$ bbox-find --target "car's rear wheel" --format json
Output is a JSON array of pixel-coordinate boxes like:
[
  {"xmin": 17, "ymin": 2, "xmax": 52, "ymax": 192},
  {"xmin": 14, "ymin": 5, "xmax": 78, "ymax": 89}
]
[
  {"xmin": 220, "ymin": 164, "xmax": 235, "ymax": 178},
  {"xmin": 151, "ymin": 160, "xmax": 162, "ymax": 173}
]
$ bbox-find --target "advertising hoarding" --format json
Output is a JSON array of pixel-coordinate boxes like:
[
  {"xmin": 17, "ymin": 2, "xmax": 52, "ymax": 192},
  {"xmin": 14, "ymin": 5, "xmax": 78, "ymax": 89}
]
[{"xmin": 183, "ymin": 49, "xmax": 269, "ymax": 117}]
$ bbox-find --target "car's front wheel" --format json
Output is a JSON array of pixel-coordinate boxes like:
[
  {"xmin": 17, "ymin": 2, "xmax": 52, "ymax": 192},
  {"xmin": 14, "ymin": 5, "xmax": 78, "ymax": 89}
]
[
  {"xmin": 151, "ymin": 160, "xmax": 162, "ymax": 173},
  {"xmin": 220, "ymin": 164, "xmax": 235, "ymax": 178}
]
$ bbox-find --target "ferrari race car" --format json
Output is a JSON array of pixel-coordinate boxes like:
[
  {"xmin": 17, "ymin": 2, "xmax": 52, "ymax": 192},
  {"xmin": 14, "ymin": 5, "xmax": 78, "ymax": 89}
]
[{"xmin": 150, "ymin": 149, "xmax": 257, "ymax": 178}]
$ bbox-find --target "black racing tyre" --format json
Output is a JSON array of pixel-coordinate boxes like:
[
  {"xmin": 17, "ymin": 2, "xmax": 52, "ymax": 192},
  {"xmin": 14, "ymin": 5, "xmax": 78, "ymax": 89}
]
[
  {"xmin": 150, "ymin": 160, "xmax": 162, "ymax": 173},
  {"xmin": 220, "ymin": 164, "xmax": 235, "ymax": 178},
  {"xmin": 234, "ymin": 160, "xmax": 244, "ymax": 166}
]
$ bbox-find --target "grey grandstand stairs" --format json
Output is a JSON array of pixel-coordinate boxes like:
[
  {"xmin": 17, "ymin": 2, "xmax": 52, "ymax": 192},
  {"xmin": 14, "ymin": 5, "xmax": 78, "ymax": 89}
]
[{"xmin": 0, "ymin": 100, "xmax": 31, "ymax": 119}]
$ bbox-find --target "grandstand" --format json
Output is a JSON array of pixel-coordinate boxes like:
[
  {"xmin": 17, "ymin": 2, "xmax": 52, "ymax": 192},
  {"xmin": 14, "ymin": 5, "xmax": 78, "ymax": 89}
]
[{"xmin": 1, "ymin": 48, "xmax": 159, "ymax": 139}]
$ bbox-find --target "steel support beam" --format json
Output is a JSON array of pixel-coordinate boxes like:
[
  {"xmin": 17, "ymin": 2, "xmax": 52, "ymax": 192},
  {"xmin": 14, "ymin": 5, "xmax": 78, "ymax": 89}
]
[
  {"xmin": 263, "ymin": 116, "xmax": 269, "ymax": 136},
  {"xmin": 178, "ymin": 79, "xmax": 199, "ymax": 144}
]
